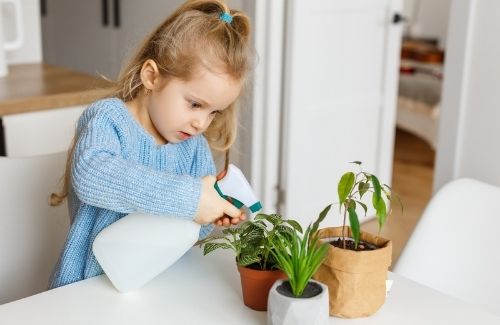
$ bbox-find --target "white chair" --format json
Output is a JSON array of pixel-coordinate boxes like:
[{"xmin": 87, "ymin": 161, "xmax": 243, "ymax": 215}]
[
  {"xmin": 394, "ymin": 178, "xmax": 500, "ymax": 316},
  {"xmin": 0, "ymin": 151, "xmax": 70, "ymax": 304}
]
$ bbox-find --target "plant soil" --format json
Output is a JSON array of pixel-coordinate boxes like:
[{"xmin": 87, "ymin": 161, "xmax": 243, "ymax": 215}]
[
  {"xmin": 330, "ymin": 238, "xmax": 379, "ymax": 251},
  {"xmin": 277, "ymin": 281, "xmax": 323, "ymax": 299},
  {"xmin": 246, "ymin": 262, "xmax": 280, "ymax": 271}
]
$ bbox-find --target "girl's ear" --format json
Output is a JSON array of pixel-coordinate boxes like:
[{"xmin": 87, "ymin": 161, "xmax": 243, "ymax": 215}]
[{"xmin": 140, "ymin": 59, "xmax": 161, "ymax": 91}]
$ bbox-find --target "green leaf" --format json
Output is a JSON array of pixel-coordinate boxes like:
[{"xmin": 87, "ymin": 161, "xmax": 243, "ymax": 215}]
[
  {"xmin": 243, "ymin": 227, "xmax": 264, "ymax": 245},
  {"xmin": 355, "ymin": 200, "xmax": 368, "ymax": 215},
  {"xmin": 263, "ymin": 214, "xmax": 284, "ymax": 226},
  {"xmin": 350, "ymin": 161, "xmax": 362, "ymax": 165},
  {"xmin": 248, "ymin": 221, "xmax": 267, "ymax": 231},
  {"xmin": 358, "ymin": 181, "xmax": 370, "ymax": 198},
  {"xmin": 274, "ymin": 225, "xmax": 294, "ymax": 235},
  {"xmin": 374, "ymin": 197, "xmax": 388, "ymax": 230},
  {"xmin": 238, "ymin": 254, "xmax": 262, "ymax": 267},
  {"xmin": 285, "ymin": 219, "xmax": 303, "ymax": 234},
  {"xmin": 347, "ymin": 204, "xmax": 360, "ymax": 248},
  {"xmin": 197, "ymin": 235, "xmax": 225, "ymax": 247},
  {"xmin": 222, "ymin": 227, "xmax": 241, "ymax": 236},
  {"xmin": 253, "ymin": 213, "xmax": 267, "ymax": 221},
  {"xmin": 338, "ymin": 172, "xmax": 355, "ymax": 204},
  {"xmin": 371, "ymin": 174, "xmax": 382, "ymax": 205},
  {"xmin": 312, "ymin": 204, "xmax": 331, "ymax": 233},
  {"xmin": 203, "ymin": 242, "xmax": 233, "ymax": 255}
]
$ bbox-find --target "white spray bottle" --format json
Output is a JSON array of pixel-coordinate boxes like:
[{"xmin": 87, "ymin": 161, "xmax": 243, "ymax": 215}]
[{"xmin": 92, "ymin": 164, "xmax": 261, "ymax": 292}]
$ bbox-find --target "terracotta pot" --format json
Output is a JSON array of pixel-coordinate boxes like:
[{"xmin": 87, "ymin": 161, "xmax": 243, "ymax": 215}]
[
  {"xmin": 237, "ymin": 264, "xmax": 286, "ymax": 311},
  {"xmin": 313, "ymin": 227, "xmax": 392, "ymax": 318}
]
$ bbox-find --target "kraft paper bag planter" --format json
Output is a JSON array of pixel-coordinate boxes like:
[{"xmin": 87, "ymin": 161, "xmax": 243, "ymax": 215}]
[{"xmin": 313, "ymin": 227, "xmax": 392, "ymax": 318}]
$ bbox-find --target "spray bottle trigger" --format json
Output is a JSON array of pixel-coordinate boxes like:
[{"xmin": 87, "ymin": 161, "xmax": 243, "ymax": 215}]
[{"xmin": 214, "ymin": 182, "xmax": 244, "ymax": 209}]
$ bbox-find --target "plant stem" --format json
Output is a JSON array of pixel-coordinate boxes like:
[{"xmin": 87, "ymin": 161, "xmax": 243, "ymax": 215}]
[{"xmin": 342, "ymin": 205, "xmax": 347, "ymax": 249}]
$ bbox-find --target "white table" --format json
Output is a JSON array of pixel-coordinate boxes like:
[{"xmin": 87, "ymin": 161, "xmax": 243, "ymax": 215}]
[{"xmin": 1, "ymin": 248, "xmax": 499, "ymax": 324}]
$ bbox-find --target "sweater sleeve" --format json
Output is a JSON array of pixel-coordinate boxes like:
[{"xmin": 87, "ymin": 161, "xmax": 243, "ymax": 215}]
[
  {"xmin": 191, "ymin": 135, "xmax": 217, "ymax": 239},
  {"xmin": 71, "ymin": 108, "xmax": 201, "ymax": 219}
]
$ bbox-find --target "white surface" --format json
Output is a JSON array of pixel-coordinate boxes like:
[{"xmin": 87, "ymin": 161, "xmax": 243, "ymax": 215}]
[
  {"xmin": 3, "ymin": 105, "xmax": 85, "ymax": 157},
  {"xmin": 93, "ymin": 214, "xmax": 200, "ymax": 293},
  {"xmin": 4, "ymin": 0, "xmax": 41, "ymax": 64},
  {"xmin": 0, "ymin": 0, "xmax": 23, "ymax": 76},
  {"xmin": 403, "ymin": 0, "xmax": 451, "ymax": 48},
  {"xmin": 434, "ymin": 0, "xmax": 500, "ymax": 191},
  {"xmin": 268, "ymin": 279, "xmax": 329, "ymax": 325},
  {"xmin": 0, "ymin": 247, "xmax": 499, "ymax": 324},
  {"xmin": 0, "ymin": 151, "xmax": 69, "ymax": 304},
  {"xmin": 394, "ymin": 178, "xmax": 500, "ymax": 317},
  {"xmin": 280, "ymin": 0, "xmax": 402, "ymax": 227}
]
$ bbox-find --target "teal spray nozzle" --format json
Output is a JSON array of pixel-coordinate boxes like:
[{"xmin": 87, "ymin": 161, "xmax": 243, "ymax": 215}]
[
  {"xmin": 92, "ymin": 164, "xmax": 261, "ymax": 292},
  {"xmin": 214, "ymin": 164, "xmax": 262, "ymax": 213}
]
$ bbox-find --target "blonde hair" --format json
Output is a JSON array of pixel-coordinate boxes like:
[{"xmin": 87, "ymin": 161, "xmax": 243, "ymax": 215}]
[{"xmin": 50, "ymin": 0, "xmax": 252, "ymax": 206}]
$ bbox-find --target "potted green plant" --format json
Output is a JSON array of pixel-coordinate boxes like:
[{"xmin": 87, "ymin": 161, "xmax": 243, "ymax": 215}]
[
  {"xmin": 198, "ymin": 214, "xmax": 302, "ymax": 311},
  {"xmin": 267, "ymin": 205, "xmax": 331, "ymax": 325},
  {"xmin": 313, "ymin": 161, "xmax": 401, "ymax": 318}
]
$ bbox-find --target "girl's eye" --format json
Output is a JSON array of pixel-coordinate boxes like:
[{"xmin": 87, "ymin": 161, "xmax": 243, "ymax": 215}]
[
  {"xmin": 189, "ymin": 100, "xmax": 202, "ymax": 109},
  {"xmin": 210, "ymin": 110, "xmax": 221, "ymax": 116}
]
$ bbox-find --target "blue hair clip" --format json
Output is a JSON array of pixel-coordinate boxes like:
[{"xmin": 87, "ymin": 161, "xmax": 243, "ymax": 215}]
[{"xmin": 219, "ymin": 12, "xmax": 233, "ymax": 24}]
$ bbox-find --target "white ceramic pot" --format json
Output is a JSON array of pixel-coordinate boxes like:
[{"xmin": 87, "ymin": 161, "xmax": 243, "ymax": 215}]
[{"xmin": 268, "ymin": 279, "xmax": 329, "ymax": 325}]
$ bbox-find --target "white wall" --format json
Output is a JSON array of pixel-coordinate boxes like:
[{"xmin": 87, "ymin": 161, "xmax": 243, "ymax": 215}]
[
  {"xmin": 434, "ymin": 0, "xmax": 500, "ymax": 191},
  {"xmin": 5, "ymin": 0, "xmax": 42, "ymax": 63},
  {"xmin": 403, "ymin": 0, "xmax": 451, "ymax": 48}
]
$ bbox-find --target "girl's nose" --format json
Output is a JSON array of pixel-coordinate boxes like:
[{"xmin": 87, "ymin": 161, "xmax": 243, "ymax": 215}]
[{"xmin": 191, "ymin": 113, "xmax": 210, "ymax": 131}]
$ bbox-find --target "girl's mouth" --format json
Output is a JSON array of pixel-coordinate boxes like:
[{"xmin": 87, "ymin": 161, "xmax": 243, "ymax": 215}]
[{"xmin": 178, "ymin": 131, "xmax": 191, "ymax": 140}]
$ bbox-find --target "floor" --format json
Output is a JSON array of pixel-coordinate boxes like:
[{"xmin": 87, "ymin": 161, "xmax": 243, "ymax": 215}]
[{"xmin": 363, "ymin": 128, "xmax": 435, "ymax": 269}]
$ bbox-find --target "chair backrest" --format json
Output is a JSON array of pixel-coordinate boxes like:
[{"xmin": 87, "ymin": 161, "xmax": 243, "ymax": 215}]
[
  {"xmin": 0, "ymin": 151, "xmax": 70, "ymax": 304},
  {"xmin": 394, "ymin": 178, "xmax": 500, "ymax": 316}
]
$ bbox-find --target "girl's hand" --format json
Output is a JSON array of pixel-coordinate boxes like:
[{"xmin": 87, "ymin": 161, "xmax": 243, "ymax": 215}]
[
  {"xmin": 214, "ymin": 211, "xmax": 246, "ymax": 227},
  {"xmin": 213, "ymin": 169, "xmax": 247, "ymax": 226},
  {"xmin": 194, "ymin": 176, "xmax": 243, "ymax": 225}
]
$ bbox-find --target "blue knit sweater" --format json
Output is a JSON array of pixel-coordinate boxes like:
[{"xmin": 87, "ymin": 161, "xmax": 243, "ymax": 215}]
[{"xmin": 49, "ymin": 98, "xmax": 216, "ymax": 289}]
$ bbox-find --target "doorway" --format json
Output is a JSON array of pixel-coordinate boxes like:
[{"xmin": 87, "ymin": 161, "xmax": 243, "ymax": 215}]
[{"xmin": 363, "ymin": 0, "xmax": 451, "ymax": 266}]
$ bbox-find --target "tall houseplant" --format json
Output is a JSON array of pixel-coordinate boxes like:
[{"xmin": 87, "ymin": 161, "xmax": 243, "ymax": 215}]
[
  {"xmin": 198, "ymin": 214, "xmax": 302, "ymax": 311},
  {"xmin": 267, "ymin": 205, "xmax": 331, "ymax": 325},
  {"xmin": 313, "ymin": 161, "xmax": 401, "ymax": 318}
]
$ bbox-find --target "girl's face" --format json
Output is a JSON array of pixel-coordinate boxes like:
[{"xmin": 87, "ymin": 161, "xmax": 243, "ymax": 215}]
[{"xmin": 147, "ymin": 67, "xmax": 243, "ymax": 144}]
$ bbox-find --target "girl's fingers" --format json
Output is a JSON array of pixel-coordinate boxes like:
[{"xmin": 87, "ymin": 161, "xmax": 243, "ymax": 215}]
[
  {"xmin": 222, "ymin": 199, "xmax": 243, "ymax": 219},
  {"xmin": 216, "ymin": 169, "xmax": 227, "ymax": 181}
]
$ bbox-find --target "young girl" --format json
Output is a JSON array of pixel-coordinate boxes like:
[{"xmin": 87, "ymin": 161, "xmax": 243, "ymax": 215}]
[{"xmin": 48, "ymin": 0, "xmax": 252, "ymax": 289}]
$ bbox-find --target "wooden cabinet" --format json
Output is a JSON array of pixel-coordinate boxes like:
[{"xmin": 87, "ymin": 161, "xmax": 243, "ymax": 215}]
[
  {"xmin": 0, "ymin": 63, "xmax": 110, "ymax": 157},
  {"xmin": 2, "ymin": 105, "xmax": 84, "ymax": 157}
]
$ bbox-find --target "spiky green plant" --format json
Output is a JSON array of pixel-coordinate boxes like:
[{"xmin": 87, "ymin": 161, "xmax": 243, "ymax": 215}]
[
  {"xmin": 198, "ymin": 213, "xmax": 303, "ymax": 270},
  {"xmin": 337, "ymin": 161, "xmax": 402, "ymax": 249},
  {"xmin": 269, "ymin": 205, "xmax": 330, "ymax": 297}
]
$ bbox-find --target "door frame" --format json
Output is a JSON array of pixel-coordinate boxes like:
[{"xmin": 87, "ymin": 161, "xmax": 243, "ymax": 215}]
[
  {"xmin": 433, "ymin": 0, "xmax": 476, "ymax": 192},
  {"xmin": 250, "ymin": 0, "xmax": 285, "ymax": 213}
]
